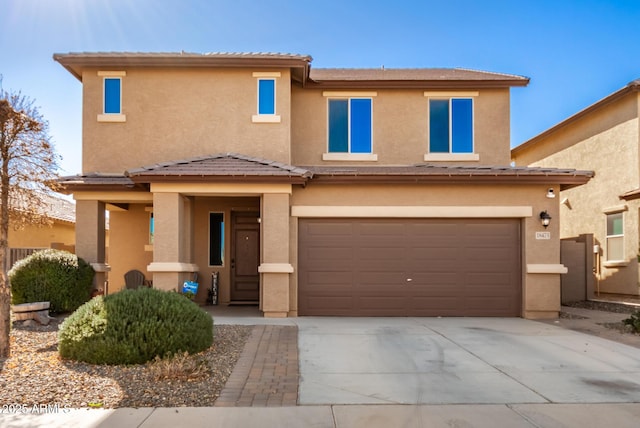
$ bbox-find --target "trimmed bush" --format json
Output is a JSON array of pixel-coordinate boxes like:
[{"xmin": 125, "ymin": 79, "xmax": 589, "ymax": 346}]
[
  {"xmin": 58, "ymin": 287, "xmax": 214, "ymax": 365},
  {"xmin": 623, "ymin": 311, "xmax": 640, "ymax": 333},
  {"xmin": 9, "ymin": 249, "xmax": 95, "ymax": 313}
]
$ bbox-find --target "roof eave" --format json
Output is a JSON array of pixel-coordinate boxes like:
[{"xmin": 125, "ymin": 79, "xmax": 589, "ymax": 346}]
[{"xmin": 53, "ymin": 53, "xmax": 312, "ymax": 82}]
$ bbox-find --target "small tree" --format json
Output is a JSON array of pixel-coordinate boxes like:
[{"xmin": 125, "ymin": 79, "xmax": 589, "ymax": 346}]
[{"xmin": 0, "ymin": 88, "xmax": 60, "ymax": 358}]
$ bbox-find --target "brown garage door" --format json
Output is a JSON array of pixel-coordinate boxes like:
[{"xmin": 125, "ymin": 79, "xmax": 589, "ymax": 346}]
[{"xmin": 298, "ymin": 218, "xmax": 521, "ymax": 317}]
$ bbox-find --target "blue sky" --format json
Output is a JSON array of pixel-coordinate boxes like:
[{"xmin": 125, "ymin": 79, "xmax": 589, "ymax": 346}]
[{"xmin": 1, "ymin": 0, "xmax": 639, "ymax": 175}]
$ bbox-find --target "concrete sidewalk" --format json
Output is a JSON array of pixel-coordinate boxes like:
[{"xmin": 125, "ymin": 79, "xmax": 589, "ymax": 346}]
[{"xmin": 3, "ymin": 403, "xmax": 640, "ymax": 427}]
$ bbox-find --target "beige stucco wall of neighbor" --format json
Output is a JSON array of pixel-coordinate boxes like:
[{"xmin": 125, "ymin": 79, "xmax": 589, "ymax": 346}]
[
  {"xmin": 512, "ymin": 92, "xmax": 640, "ymax": 295},
  {"xmin": 81, "ymin": 68, "xmax": 292, "ymax": 173},
  {"xmin": 291, "ymin": 87, "xmax": 512, "ymax": 166},
  {"xmin": 290, "ymin": 183, "xmax": 563, "ymax": 319},
  {"xmin": 108, "ymin": 204, "xmax": 154, "ymax": 294},
  {"xmin": 8, "ymin": 221, "xmax": 75, "ymax": 250}
]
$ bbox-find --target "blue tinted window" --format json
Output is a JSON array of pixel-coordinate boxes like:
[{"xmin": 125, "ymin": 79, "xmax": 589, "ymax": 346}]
[
  {"xmin": 350, "ymin": 99, "xmax": 372, "ymax": 153},
  {"xmin": 328, "ymin": 99, "xmax": 349, "ymax": 152},
  {"xmin": 258, "ymin": 79, "xmax": 275, "ymax": 115},
  {"xmin": 452, "ymin": 98, "xmax": 473, "ymax": 153},
  {"xmin": 429, "ymin": 99, "xmax": 449, "ymax": 153},
  {"xmin": 429, "ymin": 98, "xmax": 473, "ymax": 154},
  {"xmin": 104, "ymin": 78, "xmax": 121, "ymax": 114}
]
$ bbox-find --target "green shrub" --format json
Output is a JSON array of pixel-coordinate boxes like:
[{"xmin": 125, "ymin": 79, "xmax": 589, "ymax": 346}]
[
  {"xmin": 58, "ymin": 287, "xmax": 213, "ymax": 365},
  {"xmin": 9, "ymin": 249, "xmax": 95, "ymax": 313},
  {"xmin": 623, "ymin": 311, "xmax": 640, "ymax": 332}
]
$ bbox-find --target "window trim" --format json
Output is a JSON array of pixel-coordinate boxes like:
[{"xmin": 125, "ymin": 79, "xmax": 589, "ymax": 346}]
[
  {"xmin": 97, "ymin": 71, "xmax": 126, "ymax": 122},
  {"xmin": 208, "ymin": 212, "xmax": 225, "ymax": 267},
  {"xmin": 252, "ymin": 72, "xmax": 281, "ymax": 123},
  {"xmin": 424, "ymin": 91, "xmax": 478, "ymax": 160},
  {"xmin": 324, "ymin": 96, "xmax": 375, "ymax": 159}
]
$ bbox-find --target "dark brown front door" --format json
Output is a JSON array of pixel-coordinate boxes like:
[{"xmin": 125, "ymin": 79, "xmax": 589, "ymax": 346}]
[
  {"xmin": 298, "ymin": 218, "xmax": 521, "ymax": 317},
  {"xmin": 231, "ymin": 212, "xmax": 260, "ymax": 302}
]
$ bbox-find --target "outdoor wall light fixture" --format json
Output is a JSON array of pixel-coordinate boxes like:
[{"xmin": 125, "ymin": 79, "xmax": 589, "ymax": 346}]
[{"xmin": 539, "ymin": 210, "xmax": 552, "ymax": 228}]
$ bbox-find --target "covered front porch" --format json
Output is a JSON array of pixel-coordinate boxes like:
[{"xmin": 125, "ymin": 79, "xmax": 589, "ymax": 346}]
[{"xmin": 62, "ymin": 154, "xmax": 311, "ymax": 318}]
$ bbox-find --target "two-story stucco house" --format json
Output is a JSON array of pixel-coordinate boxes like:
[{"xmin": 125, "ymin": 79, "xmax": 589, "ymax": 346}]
[
  {"xmin": 512, "ymin": 80, "xmax": 640, "ymax": 297},
  {"xmin": 55, "ymin": 52, "xmax": 592, "ymax": 318}
]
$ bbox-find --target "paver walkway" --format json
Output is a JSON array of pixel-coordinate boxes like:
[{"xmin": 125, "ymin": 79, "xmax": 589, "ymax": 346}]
[{"xmin": 214, "ymin": 325, "xmax": 299, "ymax": 407}]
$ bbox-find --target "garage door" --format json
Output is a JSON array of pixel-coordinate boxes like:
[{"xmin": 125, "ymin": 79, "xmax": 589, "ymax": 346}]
[{"xmin": 298, "ymin": 218, "xmax": 521, "ymax": 317}]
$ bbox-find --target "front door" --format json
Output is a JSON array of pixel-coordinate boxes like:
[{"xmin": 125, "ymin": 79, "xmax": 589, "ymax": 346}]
[{"xmin": 231, "ymin": 211, "xmax": 260, "ymax": 302}]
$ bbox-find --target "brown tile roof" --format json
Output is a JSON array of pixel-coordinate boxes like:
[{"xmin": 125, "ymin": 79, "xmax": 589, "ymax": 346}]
[
  {"xmin": 58, "ymin": 173, "xmax": 142, "ymax": 193},
  {"xmin": 54, "ymin": 51, "xmax": 527, "ymax": 89},
  {"xmin": 311, "ymin": 68, "xmax": 528, "ymax": 82},
  {"xmin": 620, "ymin": 188, "xmax": 640, "ymax": 201},
  {"xmin": 304, "ymin": 164, "xmax": 593, "ymax": 189},
  {"xmin": 58, "ymin": 157, "xmax": 592, "ymax": 191},
  {"xmin": 308, "ymin": 68, "xmax": 529, "ymax": 89},
  {"xmin": 126, "ymin": 153, "xmax": 312, "ymax": 184}
]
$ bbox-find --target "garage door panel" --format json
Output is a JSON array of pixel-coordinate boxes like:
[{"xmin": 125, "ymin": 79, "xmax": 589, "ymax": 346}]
[
  {"xmin": 304, "ymin": 296, "xmax": 355, "ymax": 312},
  {"xmin": 298, "ymin": 218, "xmax": 521, "ymax": 317}
]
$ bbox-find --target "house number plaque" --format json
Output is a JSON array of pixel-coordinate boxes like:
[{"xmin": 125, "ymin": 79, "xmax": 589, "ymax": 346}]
[{"xmin": 535, "ymin": 231, "xmax": 551, "ymax": 240}]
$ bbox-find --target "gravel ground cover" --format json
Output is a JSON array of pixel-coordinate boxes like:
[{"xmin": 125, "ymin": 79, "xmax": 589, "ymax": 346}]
[{"xmin": 0, "ymin": 317, "xmax": 251, "ymax": 409}]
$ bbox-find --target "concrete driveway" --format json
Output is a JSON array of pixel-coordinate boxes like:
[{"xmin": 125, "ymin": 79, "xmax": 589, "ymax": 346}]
[{"xmin": 295, "ymin": 317, "xmax": 640, "ymax": 405}]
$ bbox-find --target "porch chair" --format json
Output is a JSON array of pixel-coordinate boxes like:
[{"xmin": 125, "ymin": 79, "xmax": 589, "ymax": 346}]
[{"xmin": 124, "ymin": 269, "xmax": 148, "ymax": 289}]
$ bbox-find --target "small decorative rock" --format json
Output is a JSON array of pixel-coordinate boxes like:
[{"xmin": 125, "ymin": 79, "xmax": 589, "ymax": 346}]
[{"xmin": 11, "ymin": 301, "xmax": 51, "ymax": 326}]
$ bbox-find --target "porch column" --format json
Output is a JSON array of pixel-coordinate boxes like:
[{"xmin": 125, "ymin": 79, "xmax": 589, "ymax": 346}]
[
  {"xmin": 75, "ymin": 200, "xmax": 109, "ymax": 292},
  {"xmin": 147, "ymin": 192, "xmax": 197, "ymax": 291},
  {"xmin": 259, "ymin": 193, "xmax": 293, "ymax": 317}
]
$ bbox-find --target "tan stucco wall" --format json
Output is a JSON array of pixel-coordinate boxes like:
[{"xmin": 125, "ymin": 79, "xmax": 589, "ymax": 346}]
[
  {"xmin": 291, "ymin": 183, "xmax": 563, "ymax": 318},
  {"xmin": 291, "ymin": 87, "xmax": 512, "ymax": 166},
  {"xmin": 512, "ymin": 92, "xmax": 640, "ymax": 295},
  {"xmin": 81, "ymin": 68, "xmax": 292, "ymax": 173},
  {"xmin": 8, "ymin": 221, "xmax": 75, "ymax": 249},
  {"xmin": 108, "ymin": 204, "xmax": 154, "ymax": 293}
]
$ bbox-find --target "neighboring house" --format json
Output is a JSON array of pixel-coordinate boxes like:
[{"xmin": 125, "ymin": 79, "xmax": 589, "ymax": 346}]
[
  {"xmin": 512, "ymin": 79, "xmax": 640, "ymax": 297},
  {"xmin": 7, "ymin": 193, "xmax": 76, "ymax": 269},
  {"xmin": 55, "ymin": 52, "xmax": 592, "ymax": 319}
]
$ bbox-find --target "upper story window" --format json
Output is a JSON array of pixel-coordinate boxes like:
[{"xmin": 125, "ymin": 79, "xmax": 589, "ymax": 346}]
[
  {"xmin": 606, "ymin": 211, "xmax": 624, "ymax": 261},
  {"xmin": 97, "ymin": 71, "xmax": 126, "ymax": 122},
  {"xmin": 104, "ymin": 78, "xmax": 122, "ymax": 114},
  {"xmin": 258, "ymin": 79, "xmax": 275, "ymax": 115},
  {"xmin": 252, "ymin": 72, "xmax": 281, "ymax": 123},
  {"xmin": 322, "ymin": 91, "xmax": 378, "ymax": 161},
  {"xmin": 424, "ymin": 92, "xmax": 478, "ymax": 161}
]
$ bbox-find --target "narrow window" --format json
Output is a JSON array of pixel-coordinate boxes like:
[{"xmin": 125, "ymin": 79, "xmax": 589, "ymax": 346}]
[
  {"xmin": 606, "ymin": 212, "xmax": 624, "ymax": 261},
  {"xmin": 429, "ymin": 98, "xmax": 473, "ymax": 153},
  {"xmin": 209, "ymin": 213, "xmax": 224, "ymax": 266},
  {"xmin": 258, "ymin": 79, "xmax": 275, "ymax": 115},
  {"xmin": 328, "ymin": 98, "xmax": 372, "ymax": 153},
  {"xmin": 104, "ymin": 77, "xmax": 122, "ymax": 114},
  {"xmin": 149, "ymin": 212, "xmax": 154, "ymax": 245}
]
